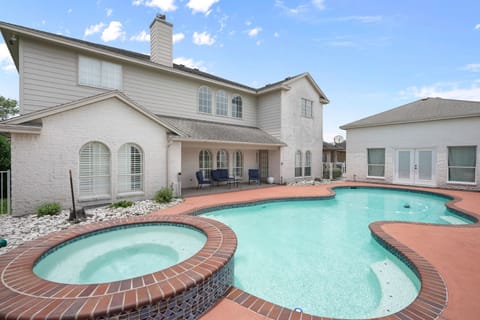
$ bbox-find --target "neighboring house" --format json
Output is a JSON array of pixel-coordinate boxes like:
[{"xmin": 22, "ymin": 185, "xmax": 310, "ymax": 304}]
[
  {"xmin": 0, "ymin": 15, "xmax": 329, "ymax": 216},
  {"xmin": 322, "ymin": 141, "xmax": 346, "ymax": 164},
  {"xmin": 340, "ymin": 97, "xmax": 480, "ymax": 190}
]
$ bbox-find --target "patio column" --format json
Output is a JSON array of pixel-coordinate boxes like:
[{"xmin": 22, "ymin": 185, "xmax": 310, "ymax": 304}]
[{"xmin": 167, "ymin": 140, "xmax": 182, "ymax": 197}]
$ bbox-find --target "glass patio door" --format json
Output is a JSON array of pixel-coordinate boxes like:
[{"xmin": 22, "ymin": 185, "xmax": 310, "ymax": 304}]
[{"xmin": 395, "ymin": 149, "xmax": 435, "ymax": 186}]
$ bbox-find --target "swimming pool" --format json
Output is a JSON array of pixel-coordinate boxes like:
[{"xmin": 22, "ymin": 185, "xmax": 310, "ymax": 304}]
[
  {"xmin": 202, "ymin": 187, "xmax": 472, "ymax": 319},
  {"xmin": 33, "ymin": 224, "xmax": 207, "ymax": 284}
]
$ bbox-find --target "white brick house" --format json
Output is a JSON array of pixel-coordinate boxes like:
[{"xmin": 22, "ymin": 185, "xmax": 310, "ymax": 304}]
[
  {"xmin": 0, "ymin": 15, "xmax": 329, "ymax": 215},
  {"xmin": 341, "ymin": 98, "xmax": 480, "ymax": 191}
]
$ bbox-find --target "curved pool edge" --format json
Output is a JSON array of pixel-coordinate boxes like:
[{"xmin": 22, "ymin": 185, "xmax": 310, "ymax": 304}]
[
  {"xmin": 190, "ymin": 183, "xmax": 480, "ymax": 320},
  {"xmin": 0, "ymin": 214, "xmax": 237, "ymax": 320}
]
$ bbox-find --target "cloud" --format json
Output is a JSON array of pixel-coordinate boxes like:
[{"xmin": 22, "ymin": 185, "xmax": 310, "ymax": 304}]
[
  {"xmin": 173, "ymin": 57, "xmax": 207, "ymax": 71},
  {"xmin": 84, "ymin": 22, "xmax": 105, "ymax": 37},
  {"xmin": 248, "ymin": 27, "xmax": 262, "ymax": 37},
  {"xmin": 401, "ymin": 82, "xmax": 480, "ymax": 101},
  {"xmin": 337, "ymin": 15, "xmax": 383, "ymax": 23},
  {"xmin": 173, "ymin": 32, "xmax": 185, "ymax": 43},
  {"xmin": 0, "ymin": 43, "xmax": 16, "ymax": 72},
  {"xmin": 275, "ymin": 0, "xmax": 309, "ymax": 16},
  {"xmin": 312, "ymin": 0, "xmax": 325, "ymax": 10},
  {"xmin": 67, "ymin": 8, "xmax": 73, "ymax": 14},
  {"xmin": 475, "ymin": 24, "xmax": 480, "ymax": 30},
  {"xmin": 192, "ymin": 31, "xmax": 215, "ymax": 45},
  {"xmin": 105, "ymin": 8, "xmax": 113, "ymax": 17},
  {"xmin": 274, "ymin": 32, "xmax": 280, "ymax": 38},
  {"xmin": 133, "ymin": 0, "xmax": 177, "ymax": 12},
  {"xmin": 101, "ymin": 21, "xmax": 125, "ymax": 42},
  {"xmin": 186, "ymin": 0, "xmax": 219, "ymax": 15},
  {"xmin": 130, "ymin": 30, "xmax": 150, "ymax": 42},
  {"xmin": 256, "ymin": 40, "xmax": 263, "ymax": 46},
  {"xmin": 462, "ymin": 64, "xmax": 480, "ymax": 72}
]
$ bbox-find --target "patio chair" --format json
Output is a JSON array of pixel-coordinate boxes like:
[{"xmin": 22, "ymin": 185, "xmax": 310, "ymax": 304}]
[
  {"xmin": 195, "ymin": 171, "xmax": 212, "ymax": 189},
  {"xmin": 248, "ymin": 169, "xmax": 260, "ymax": 184}
]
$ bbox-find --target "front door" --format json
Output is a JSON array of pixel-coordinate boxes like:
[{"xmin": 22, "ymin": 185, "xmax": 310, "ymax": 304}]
[
  {"xmin": 395, "ymin": 149, "xmax": 435, "ymax": 186},
  {"xmin": 259, "ymin": 150, "xmax": 269, "ymax": 182}
]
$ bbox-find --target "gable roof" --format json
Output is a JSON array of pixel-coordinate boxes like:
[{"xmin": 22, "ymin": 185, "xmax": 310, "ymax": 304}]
[
  {"xmin": 156, "ymin": 115, "xmax": 286, "ymax": 146},
  {"xmin": 340, "ymin": 97, "xmax": 480, "ymax": 130},
  {"xmin": 2, "ymin": 91, "xmax": 183, "ymax": 135}
]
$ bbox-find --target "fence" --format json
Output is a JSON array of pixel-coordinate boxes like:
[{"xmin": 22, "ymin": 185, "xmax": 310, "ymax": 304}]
[{"xmin": 0, "ymin": 171, "xmax": 10, "ymax": 214}]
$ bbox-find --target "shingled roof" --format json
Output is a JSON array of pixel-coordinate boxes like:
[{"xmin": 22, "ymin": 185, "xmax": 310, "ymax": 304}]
[
  {"xmin": 156, "ymin": 115, "xmax": 285, "ymax": 146},
  {"xmin": 341, "ymin": 97, "xmax": 480, "ymax": 130}
]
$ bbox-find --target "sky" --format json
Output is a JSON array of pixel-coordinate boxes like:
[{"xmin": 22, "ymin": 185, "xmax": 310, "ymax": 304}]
[{"xmin": 0, "ymin": 0, "xmax": 479, "ymax": 142}]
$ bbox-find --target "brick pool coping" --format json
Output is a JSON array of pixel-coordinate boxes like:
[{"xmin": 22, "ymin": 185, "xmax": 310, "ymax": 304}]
[
  {"xmin": 189, "ymin": 183, "xmax": 479, "ymax": 320},
  {"xmin": 0, "ymin": 215, "xmax": 237, "ymax": 319}
]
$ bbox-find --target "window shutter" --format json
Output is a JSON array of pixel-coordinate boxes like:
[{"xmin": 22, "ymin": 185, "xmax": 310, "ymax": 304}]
[{"xmin": 79, "ymin": 142, "xmax": 111, "ymax": 198}]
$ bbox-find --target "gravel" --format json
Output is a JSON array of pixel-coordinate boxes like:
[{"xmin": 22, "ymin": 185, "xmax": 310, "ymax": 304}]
[{"xmin": 0, "ymin": 199, "xmax": 183, "ymax": 255}]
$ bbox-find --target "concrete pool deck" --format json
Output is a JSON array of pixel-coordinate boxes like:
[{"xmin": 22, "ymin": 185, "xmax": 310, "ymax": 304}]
[{"xmin": 151, "ymin": 181, "xmax": 480, "ymax": 320}]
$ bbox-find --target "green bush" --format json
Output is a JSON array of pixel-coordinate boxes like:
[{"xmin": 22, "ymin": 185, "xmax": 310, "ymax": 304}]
[
  {"xmin": 154, "ymin": 187, "xmax": 173, "ymax": 203},
  {"xmin": 0, "ymin": 199, "xmax": 8, "ymax": 214},
  {"xmin": 36, "ymin": 202, "xmax": 61, "ymax": 217},
  {"xmin": 110, "ymin": 200, "xmax": 134, "ymax": 208}
]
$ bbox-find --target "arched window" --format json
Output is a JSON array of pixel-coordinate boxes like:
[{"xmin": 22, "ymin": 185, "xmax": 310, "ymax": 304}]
[
  {"xmin": 295, "ymin": 150, "xmax": 302, "ymax": 177},
  {"xmin": 199, "ymin": 149, "xmax": 212, "ymax": 179},
  {"xmin": 305, "ymin": 151, "xmax": 312, "ymax": 176},
  {"xmin": 79, "ymin": 141, "xmax": 110, "ymax": 198},
  {"xmin": 217, "ymin": 149, "xmax": 228, "ymax": 170},
  {"xmin": 199, "ymin": 86, "xmax": 212, "ymax": 113},
  {"xmin": 232, "ymin": 95, "xmax": 242, "ymax": 118},
  {"xmin": 118, "ymin": 143, "xmax": 143, "ymax": 193},
  {"xmin": 233, "ymin": 151, "xmax": 243, "ymax": 177},
  {"xmin": 216, "ymin": 90, "xmax": 228, "ymax": 116}
]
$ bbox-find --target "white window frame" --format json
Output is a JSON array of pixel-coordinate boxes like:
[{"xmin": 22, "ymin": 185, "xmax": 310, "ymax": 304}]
[
  {"xmin": 295, "ymin": 150, "xmax": 302, "ymax": 177},
  {"xmin": 78, "ymin": 55, "xmax": 122, "ymax": 90},
  {"xmin": 216, "ymin": 90, "xmax": 228, "ymax": 116},
  {"xmin": 304, "ymin": 150, "xmax": 312, "ymax": 176},
  {"xmin": 199, "ymin": 149, "xmax": 212, "ymax": 179},
  {"xmin": 232, "ymin": 95, "xmax": 243, "ymax": 119},
  {"xmin": 216, "ymin": 149, "xmax": 229, "ymax": 170},
  {"xmin": 199, "ymin": 86, "xmax": 212, "ymax": 114},
  {"xmin": 79, "ymin": 141, "xmax": 111, "ymax": 200},
  {"xmin": 233, "ymin": 151, "xmax": 243, "ymax": 177},
  {"xmin": 447, "ymin": 146, "xmax": 477, "ymax": 184},
  {"xmin": 367, "ymin": 148, "xmax": 386, "ymax": 178},
  {"xmin": 301, "ymin": 98, "xmax": 313, "ymax": 118},
  {"xmin": 118, "ymin": 143, "xmax": 144, "ymax": 194}
]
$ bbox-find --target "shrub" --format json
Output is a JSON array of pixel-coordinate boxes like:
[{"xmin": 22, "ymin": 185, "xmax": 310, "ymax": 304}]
[
  {"xmin": 154, "ymin": 187, "xmax": 173, "ymax": 203},
  {"xmin": 109, "ymin": 200, "xmax": 134, "ymax": 209},
  {"xmin": 322, "ymin": 167, "xmax": 343, "ymax": 180},
  {"xmin": 36, "ymin": 202, "xmax": 61, "ymax": 217}
]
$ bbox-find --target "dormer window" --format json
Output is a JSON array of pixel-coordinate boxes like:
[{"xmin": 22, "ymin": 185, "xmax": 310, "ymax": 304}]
[{"xmin": 78, "ymin": 55, "xmax": 122, "ymax": 90}]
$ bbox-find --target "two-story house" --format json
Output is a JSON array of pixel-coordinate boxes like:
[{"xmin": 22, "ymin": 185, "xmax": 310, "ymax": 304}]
[{"xmin": 0, "ymin": 15, "xmax": 329, "ymax": 216}]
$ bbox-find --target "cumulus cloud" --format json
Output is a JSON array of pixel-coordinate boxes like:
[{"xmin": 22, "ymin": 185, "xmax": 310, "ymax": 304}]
[
  {"xmin": 173, "ymin": 33, "xmax": 185, "ymax": 43},
  {"xmin": 133, "ymin": 0, "xmax": 177, "ymax": 12},
  {"xmin": 0, "ymin": 43, "xmax": 16, "ymax": 71},
  {"xmin": 101, "ymin": 21, "xmax": 125, "ymax": 42},
  {"xmin": 173, "ymin": 57, "xmax": 207, "ymax": 71},
  {"xmin": 192, "ymin": 31, "xmax": 215, "ymax": 45},
  {"xmin": 248, "ymin": 27, "xmax": 262, "ymax": 37},
  {"xmin": 84, "ymin": 22, "xmax": 105, "ymax": 37},
  {"xmin": 186, "ymin": 0, "xmax": 219, "ymax": 15},
  {"xmin": 130, "ymin": 30, "xmax": 150, "ymax": 42},
  {"xmin": 401, "ymin": 82, "xmax": 480, "ymax": 101}
]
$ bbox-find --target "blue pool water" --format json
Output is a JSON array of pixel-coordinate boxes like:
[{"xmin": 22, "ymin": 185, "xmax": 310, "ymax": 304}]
[
  {"xmin": 202, "ymin": 187, "xmax": 471, "ymax": 319},
  {"xmin": 34, "ymin": 224, "xmax": 206, "ymax": 284}
]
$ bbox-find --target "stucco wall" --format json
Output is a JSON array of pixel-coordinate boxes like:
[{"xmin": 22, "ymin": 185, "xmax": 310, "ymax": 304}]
[
  {"xmin": 345, "ymin": 117, "xmax": 480, "ymax": 190},
  {"xmin": 11, "ymin": 97, "xmax": 170, "ymax": 216}
]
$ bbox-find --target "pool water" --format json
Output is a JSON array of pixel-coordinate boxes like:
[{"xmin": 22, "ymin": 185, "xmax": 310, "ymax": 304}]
[
  {"xmin": 202, "ymin": 188, "xmax": 471, "ymax": 319},
  {"xmin": 33, "ymin": 224, "xmax": 207, "ymax": 284}
]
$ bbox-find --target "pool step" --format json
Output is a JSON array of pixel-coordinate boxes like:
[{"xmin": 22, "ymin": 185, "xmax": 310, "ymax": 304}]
[
  {"xmin": 369, "ymin": 259, "xmax": 417, "ymax": 317},
  {"xmin": 440, "ymin": 215, "xmax": 468, "ymax": 225}
]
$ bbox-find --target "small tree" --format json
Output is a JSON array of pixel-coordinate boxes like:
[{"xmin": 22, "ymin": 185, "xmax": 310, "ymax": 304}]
[
  {"xmin": 0, "ymin": 136, "xmax": 10, "ymax": 171},
  {"xmin": 0, "ymin": 96, "xmax": 19, "ymax": 120}
]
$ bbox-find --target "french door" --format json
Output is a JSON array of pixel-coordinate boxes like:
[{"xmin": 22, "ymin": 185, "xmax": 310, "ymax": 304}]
[{"xmin": 395, "ymin": 149, "xmax": 435, "ymax": 186}]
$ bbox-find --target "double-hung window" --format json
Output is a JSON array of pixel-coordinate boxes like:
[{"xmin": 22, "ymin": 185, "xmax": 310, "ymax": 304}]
[
  {"xmin": 301, "ymin": 98, "xmax": 313, "ymax": 118},
  {"xmin": 216, "ymin": 90, "xmax": 228, "ymax": 116},
  {"xmin": 78, "ymin": 55, "xmax": 122, "ymax": 90},
  {"xmin": 199, "ymin": 86, "xmax": 212, "ymax": 113},
  {"xmin": 448, "ymin": 146, "xmax": 477, "ymax": 183},
  {"xmin": 232, "ymin": 95, "xmax": 242, "ymax": 118},
  {"xmin": 367, "ymin": 148, "xmax": 385, "ymax": 177}
]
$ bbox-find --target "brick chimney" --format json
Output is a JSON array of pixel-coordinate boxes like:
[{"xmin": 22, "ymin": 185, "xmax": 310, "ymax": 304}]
[{"xmin": 149, "ymin": 14, "xmax": 173, "ymax": 67}]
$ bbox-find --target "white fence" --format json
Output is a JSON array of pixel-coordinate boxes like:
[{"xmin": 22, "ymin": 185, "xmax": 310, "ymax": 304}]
[{"xmin": 0, "ymin": 171, "xmax": 10, "ymax": 214}]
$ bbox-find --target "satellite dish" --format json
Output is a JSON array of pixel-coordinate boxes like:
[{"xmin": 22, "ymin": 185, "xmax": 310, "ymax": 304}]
[{"xmin": 333, "ymin": 135, "xmax": 344, "ymax": 144}]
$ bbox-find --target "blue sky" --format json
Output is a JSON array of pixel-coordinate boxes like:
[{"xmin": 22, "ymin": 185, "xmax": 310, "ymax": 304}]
[{"xmin": 0, "ymin": 0, "xmax": 479, "ymax": 141}]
